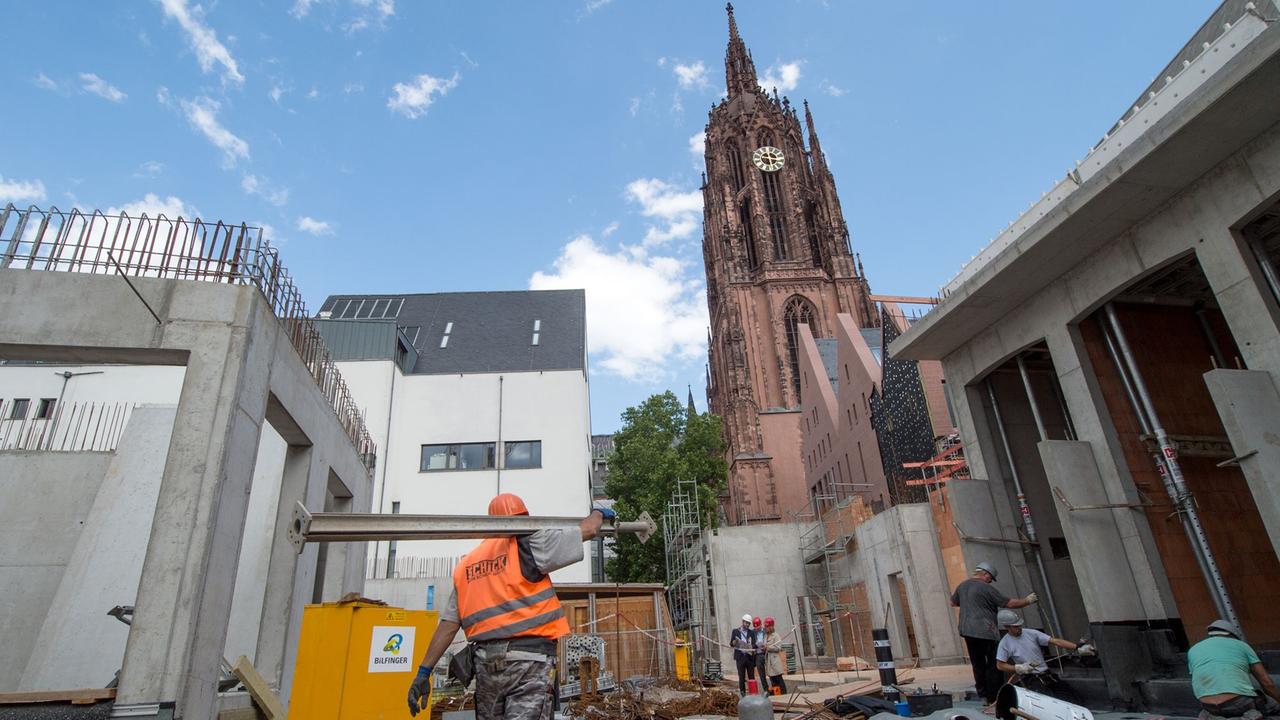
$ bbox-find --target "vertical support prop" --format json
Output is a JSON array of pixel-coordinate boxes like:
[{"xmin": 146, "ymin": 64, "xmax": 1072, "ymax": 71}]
[{"xmin": 873, "ymin": 628, "xmax": 899, "ymax": 702}]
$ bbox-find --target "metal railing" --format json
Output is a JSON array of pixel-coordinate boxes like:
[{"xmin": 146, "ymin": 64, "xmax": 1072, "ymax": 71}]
[
  {"xmin": 0, "ymin": 204, "xmax": 377, "ymax": 466},
  {"xmin": 0, "ymin": 399, "xmax": 136, "ymax": 452}
]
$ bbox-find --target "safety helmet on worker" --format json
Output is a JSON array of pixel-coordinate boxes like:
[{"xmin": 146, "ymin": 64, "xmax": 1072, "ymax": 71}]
[
  {"xmin": 974, "ymin": 561, "xmax": 998, "ymax": 581},
  {"xmin": 764, "ymin": 617, "xmax": 775, "ymax": 628},
  {"xmin": 742, "ymin": 614, "xmax": 753, "ymax": 623},
  {"xmin": 488, "ymin": 493, "xmax": 529, "ymax": 516},
  {"xmin": 997, "ymin": 609, "xmax": 1023, "ymax": 628},
  {"xmin": 1207, "ymin": 619, "xmax": 1242, "ymax": 639},
  {"xmin": 752, "ymin": 617, "xmax": 762, "ymax": 627}
]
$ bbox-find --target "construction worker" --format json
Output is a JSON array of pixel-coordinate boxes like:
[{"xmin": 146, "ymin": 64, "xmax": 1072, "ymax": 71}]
[
  {"xmin": 751, "ymin": 616, "xmax": 768, "ymax": 693},
  {"xmin": 950, "ymin": 561, "xmax": 1039, "ymax": 711},
  {"xmin": 406, "ymin": 493, "xmax": 611, "ymax": 719},
  {"xmin": 994, "ymin": 609, "xmax": 1092, "ymax": 704},
  {"xmin": 1188, "ymin": 619, "xmax": 1280, "ymax": 718},
  {"xmin": 762, "ymin": 617, "xmax": 787, "ymax": 695},
  {"xmin": 731, "ymin": 614, "xmax": 757, "ymax": 695}
]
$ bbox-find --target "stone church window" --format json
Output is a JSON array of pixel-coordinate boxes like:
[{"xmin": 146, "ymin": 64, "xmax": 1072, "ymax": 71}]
[
  {"xmin": 783, "ymin": 296, "xmax": 817, "ymax": 402},
  {"xmin": 728, "ymin": 143, "xmax": 746, "ymax": 192}
]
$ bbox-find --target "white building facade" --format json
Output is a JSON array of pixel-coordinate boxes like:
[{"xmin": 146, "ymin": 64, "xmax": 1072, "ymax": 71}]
[{"xmin": 315, "ymin": 290, "xmax": 594, "ymax": 608}]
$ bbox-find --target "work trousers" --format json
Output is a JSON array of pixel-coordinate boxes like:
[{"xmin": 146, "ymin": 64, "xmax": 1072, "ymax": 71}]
[
  {"xmin": 963, "ymin": 636, "xmax": 1002, "ymax": 704},
  {"xmin": 475, "ymin": 652, "xmax": 556, "ymax": 720},
  {"xmin": 755, "ymin": 656, "xmax": 768, "ymax": 693},
  {"xmin": 1017, "ymin": 672, "xmax": 1085, "ymax": 708},
  {"xmin": 735, "ymin": 655, "xmax": 756, "ymax": 695},
  {"xmin": 1199, "ymin": 694, "xmax": 1280, "ymax": 718}
]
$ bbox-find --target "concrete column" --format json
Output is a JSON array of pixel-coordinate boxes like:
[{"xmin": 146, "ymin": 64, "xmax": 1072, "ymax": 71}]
[
  {"xmin": 1204, "ymin": 369, "xmax": 1280, "ymax": 559},
  {"xmin": 117, "ymin": 308, "xmax": 274, "ymax": 717},
  {"xmin": 941, "ymin": 379, "xmax": 1036, "ymax": 596},
  {"xmin": 1196, "ymin": 226, "xmax": 1280, "ymax": 377},
  {"xmin": 254, "ymin": 445, "xmax": 325, "ymax": 699},
  {"xmin": 1042, "ymin": 326, "xmax": 1178, "ymax": 621}
]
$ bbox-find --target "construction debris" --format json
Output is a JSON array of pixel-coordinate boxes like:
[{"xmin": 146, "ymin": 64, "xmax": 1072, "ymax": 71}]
[
  {"xmin": 430, "ymin": 691, "xmax": 475, "ymax": 720},
  {"xmin": 564, "ymin": 684, "xmax": 741, "ymax": 720}
]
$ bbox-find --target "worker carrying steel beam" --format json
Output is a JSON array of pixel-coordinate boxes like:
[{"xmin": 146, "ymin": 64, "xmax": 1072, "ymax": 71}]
[{"xmin": 406, "ymin": 493, "xmax": 612, "ymax": 719}]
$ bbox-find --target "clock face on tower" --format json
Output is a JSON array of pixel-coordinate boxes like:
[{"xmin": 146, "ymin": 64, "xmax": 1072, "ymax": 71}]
[{"xmin": 752, "ymin": 146, "xmax": 784, "ymax": 172}]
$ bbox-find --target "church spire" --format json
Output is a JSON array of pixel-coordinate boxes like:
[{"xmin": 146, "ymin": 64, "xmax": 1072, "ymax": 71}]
[
  {"xmin": 724, "ymin": 3, "xmax": 758, "ymax": 98},
  {"xmin": 804, "ymin": 99, "xmax": 831, "ymax": 177},
  {"xmin": 687, "ymin": 385, "xmax": 698, "ymax": 418}
]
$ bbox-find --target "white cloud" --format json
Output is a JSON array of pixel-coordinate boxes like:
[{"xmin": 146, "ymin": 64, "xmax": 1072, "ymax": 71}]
[
  {"xmin": 628, "ymin": 96, "xmax": 641, "ymax": 116},
  {"xmin": 307, "ymin": 87, "xmax": 319, "ymax": 98},
  {"xmin": 79, "ymin": 73, "xmax": 126, "ymax": 102},
  {"xmin": 269, "ymin": 85, "xmax": 285, "ymax": 103},
  {"xmin": 345, "ymin": 0, "xmax": 394, "ymax": 32},
  {"xmin": 530, "ymin": 235, "xmax": 707, "ymax": 381},
  {"xmin": 157, "ymin": 0, "xmax": 245, "ymax": 85},
  {"xmin": 688, "ymin": 131, "xmax": 706, "ymax": 156},
  {"xmin": 625, "ymin": 178, "xmax": 702, "ymax": 247},
  {"xmin": 242, "ymin": 174, "xmax": 290, "ymax": 206},
  {"xmin": 156, "ymin": 86, "xmax": 173, "ymax": 107},
  {"xmin": 819, "ymin": 79, "xmax": 846, "ymax": 97},
  {"xmin": 180, "ymin": 96, "xmax": 249, "ymax": 166},
  {"xmin": 387, "ymin": 72, "xmax": 459, "ymax": 119},
  {"xmin": 342, "ymin": 82, "xmax": 364, "ymax": 94},
  {"xmin": 297, "ymin": 216, "xmax": 334, "ymax": 235},
  {"xmin": 34, "ymin": 72, "xmax": 61, "ymax": 92},
  {"xmin": 110, "ymin": 193, "xmax": 200, "ymax": 220},
  {"xmin": 134, "ymin": 161, "xmax": 165, "ymax": 178},
  {"xmin": 601, "ymin": 221, "xmax": 620, "ymax": 237},
  {"xmin": 759, "ymin": 60, "xmax": 802, "ymax": 93},
  {"xmin": 290, "ymin": 0, "xmax": 317, "ymax": 18},
  {"xmin": 0, "ymin": 175, "xmax": 48, "ymax": 204},
  {"xmin": 673, "ymin": 60, "xmax": 709, "ymax": 90}
]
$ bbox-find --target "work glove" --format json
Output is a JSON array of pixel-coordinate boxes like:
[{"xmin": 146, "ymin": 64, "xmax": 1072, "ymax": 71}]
[
  {"xmin": 407, "ymin": 666, "xmax": 432, "ymax": 717},
  {"xmin": 1024, "ymin": 592, "xmax": 1039, "ymax": 604},
  {"xmin": 1076, "ymin": 643, "xmax": 1096, "ymax": 657},
  {"xmin": 593, "ymin": 505, "xmax": 617, "ymax": 521},
  {"xmin": 1013, "ymin": 663, "xmax": 1033, "ymax": 675}
]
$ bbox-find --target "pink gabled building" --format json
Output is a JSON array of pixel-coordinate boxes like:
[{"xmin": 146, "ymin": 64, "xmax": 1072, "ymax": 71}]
[{"xmin": 797, "ymin": 306, "xmax": 956, "ymax": 514}]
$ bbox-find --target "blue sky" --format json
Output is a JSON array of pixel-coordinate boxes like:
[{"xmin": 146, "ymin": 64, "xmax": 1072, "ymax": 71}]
[{"xmin": 1, "ymin": 0, "xmax": 1217, "ymax": 433}]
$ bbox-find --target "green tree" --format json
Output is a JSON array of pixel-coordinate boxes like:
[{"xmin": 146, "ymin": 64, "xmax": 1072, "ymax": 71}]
[{"xmin": 604, "ymin": 391, "xmax": 727, "ymax": 583}]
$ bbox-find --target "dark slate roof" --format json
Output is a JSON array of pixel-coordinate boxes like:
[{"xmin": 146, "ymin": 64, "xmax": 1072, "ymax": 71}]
[
  {"xmin": 814, "ymin": 338, "xmax": 840, "ymax": 397},
  {"xmin": 317, "ymin": 290, "xmax": 585, "ymax": 374},
  {"xmin": 860, "ymin": 328, "xmax": 884, "ymax": 366}
]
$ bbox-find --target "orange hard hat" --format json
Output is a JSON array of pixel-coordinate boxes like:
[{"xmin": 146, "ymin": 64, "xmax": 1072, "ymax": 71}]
[{"xmin": 488, "ymin": 493, "xmax": 529, "ymax": 516}]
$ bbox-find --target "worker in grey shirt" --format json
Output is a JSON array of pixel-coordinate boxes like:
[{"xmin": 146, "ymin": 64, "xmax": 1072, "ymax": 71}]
[
  {"xmin": 950, "ymin": 561, "xmax": 1038, "ymax": 710},
  {"xmin": 407, "ymin": 494, "xmax": 609, "ymax": 719}
]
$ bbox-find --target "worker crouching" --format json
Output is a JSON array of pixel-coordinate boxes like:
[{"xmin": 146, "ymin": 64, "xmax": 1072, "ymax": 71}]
[
  {"xmin": 994, "ymin": 609, "xmax": 1093, "ymax": 709},
  {"xmin": 407, "ymin": 493, "xmax": 612, "ymax": 719}
]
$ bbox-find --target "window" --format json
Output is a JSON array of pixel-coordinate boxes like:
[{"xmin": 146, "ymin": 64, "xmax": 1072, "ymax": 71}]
[
  {"xmin": 9, "ymin": 399, "xmax": 30, "ymax": 420},
  {"xmin": 504, "ymin": 440, "xmax": 542, "ymax": 469},
  {"xmin": 420, "ymin": 443, "xmax": 496, "ymax": 471},
  {"xmin": 36, "ymin": 398, "xmax": 56, "ymax": 419},
  {"xmin": 440, "ymin": 321, "xmax": 453, "ymax": 349},
  {"xmin": 784, "ymin": 297, "xmax": 818, "ymax": 401},
  {"xmin": 531, "ymin": 319, "xmax": 541, "ymax": 346}
]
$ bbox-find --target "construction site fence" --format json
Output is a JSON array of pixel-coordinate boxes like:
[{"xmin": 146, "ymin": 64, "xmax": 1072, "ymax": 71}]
[
  {"xmin": 371, "ymin": 555, "xmax": 460, "ymax": 580},
  {"xmin": 0, "ymin": 204, "xmax": 376, "ymax": 466},
  {"xmin": 0, "ymin": 399, "xmax": 137, "ymax": 452}
]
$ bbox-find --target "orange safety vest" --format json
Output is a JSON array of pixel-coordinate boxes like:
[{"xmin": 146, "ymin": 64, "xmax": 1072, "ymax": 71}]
[{"xmin": 453, "ymin": 536, "xmax": 570, "ymax": 642}]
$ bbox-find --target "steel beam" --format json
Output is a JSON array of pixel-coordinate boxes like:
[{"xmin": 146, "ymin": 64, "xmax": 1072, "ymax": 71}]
[{"xmin": 288, "ymin": 502, "xmax": 656, "ymax": 552}]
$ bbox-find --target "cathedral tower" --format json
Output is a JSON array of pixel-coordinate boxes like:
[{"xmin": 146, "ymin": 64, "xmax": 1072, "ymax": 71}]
[{"xmin": 703, "ymin": 3, "xmax": 877, "ymax": 524}]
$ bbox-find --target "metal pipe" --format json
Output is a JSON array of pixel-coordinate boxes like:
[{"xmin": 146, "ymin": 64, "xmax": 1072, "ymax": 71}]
[
  {"xmin": 1193, "ymin": 304, "xmax": 1228, "ymax": 369},
  {"xmin": 1017, "ymin": 355, "xmax": 1050, "ymax": 441},
  {"xmin": 1046, "ymin": 373, "xmax": 1077, "ymax": 441},
  {"xmin": 1247, "ymin": 235, "xmax": 1280, "ymax": 309},
  {"xmin": 985, "ymin": 380, "xmax": 1063, "ymax": 638},
  {"xmin": 1102, "ymin": 303, "xmax": 1239, "ymax": 630}
]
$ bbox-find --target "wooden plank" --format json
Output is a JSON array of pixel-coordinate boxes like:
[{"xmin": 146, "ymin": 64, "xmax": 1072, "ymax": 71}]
[
  {"xmin": 231, "ymin": 655, "xmax": 287, "ymax": 720},
  {"xmin": 0, "ymin": 688, "xmax": 116, "ymax": 705},
  {"xmin": 869, "ymin": 294, "xmax": 938, "ymax": 305}
]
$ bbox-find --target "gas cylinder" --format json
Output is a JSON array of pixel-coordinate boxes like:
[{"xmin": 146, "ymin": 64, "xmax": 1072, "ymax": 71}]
[{"xmin": 738, "ymin": 680, "xmax": 772, "ymax": 720}]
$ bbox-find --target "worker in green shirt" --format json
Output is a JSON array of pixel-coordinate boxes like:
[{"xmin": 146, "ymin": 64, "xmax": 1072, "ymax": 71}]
[{"xmin": 1188, "ymin": 620, "xmax": 1280, "ymax": 718}]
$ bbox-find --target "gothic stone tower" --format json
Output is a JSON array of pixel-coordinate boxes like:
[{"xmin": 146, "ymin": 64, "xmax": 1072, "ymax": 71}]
[{"xmin": 704, "ymin": 4, "xmax": 877, "ymax": 524}]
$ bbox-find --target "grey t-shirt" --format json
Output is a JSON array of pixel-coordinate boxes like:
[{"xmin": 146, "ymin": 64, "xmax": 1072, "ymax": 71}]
[
  {"xmin": 441, "ymin": 528, "xmax": 584, "ymax": 623},
  {"xmin": 951, "ymin": 578, "xmax": 1011, "ymax": 641},
  {"xmin": 996, "ymin": 628, "xmax": 1050, "ymax": 673}
]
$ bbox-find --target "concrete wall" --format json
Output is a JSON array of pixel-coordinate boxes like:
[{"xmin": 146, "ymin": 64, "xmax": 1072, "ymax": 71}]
[
  {"xmin": 0, "ymin": 451, "xmax": 112, "ymax": 691},
  {"xmin": 706, "ymin": 522, "xmax": 809, "ymax": 671}
]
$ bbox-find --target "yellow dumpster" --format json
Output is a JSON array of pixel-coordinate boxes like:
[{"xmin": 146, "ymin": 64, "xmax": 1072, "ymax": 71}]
[{"xmin": 289, "ymin": 600, "xmax": 438, "ymax": 719}]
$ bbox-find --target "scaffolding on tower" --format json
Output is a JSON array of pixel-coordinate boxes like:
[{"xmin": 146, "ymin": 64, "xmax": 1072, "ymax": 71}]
[{"xmin": 662, "ymin": 478, "xmax": 716, "ymax": 680}]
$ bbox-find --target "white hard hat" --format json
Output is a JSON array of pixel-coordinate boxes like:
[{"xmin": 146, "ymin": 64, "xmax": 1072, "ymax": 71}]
[
  {"xmin": 742, "ymin": 614, "xmax": 752, "ymax": 622},
  {"xmin": 975, "ymin": 561, "xmax": 998, "ymax": 581},
  {"xmin": 1207, "ymin": 619, "xmax": 1242, "ymax": 639},
  {"xmin": 997, "ymin": 609, "xmax": 1023, "ymax": 627}
]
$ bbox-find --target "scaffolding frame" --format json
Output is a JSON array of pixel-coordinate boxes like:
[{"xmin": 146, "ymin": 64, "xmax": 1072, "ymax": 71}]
[
  {"xmin": 663, "ymin": 478, "xmax": 712, "ymax": 677},
  {"xmin": 798, "ymin": 491, "xmax": 866, "ymax": 668}
]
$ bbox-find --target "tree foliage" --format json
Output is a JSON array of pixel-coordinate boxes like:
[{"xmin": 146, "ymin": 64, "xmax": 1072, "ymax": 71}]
[{"xmin": 604, "ymin": 391, "xmax": 727, "ymax": 583}]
